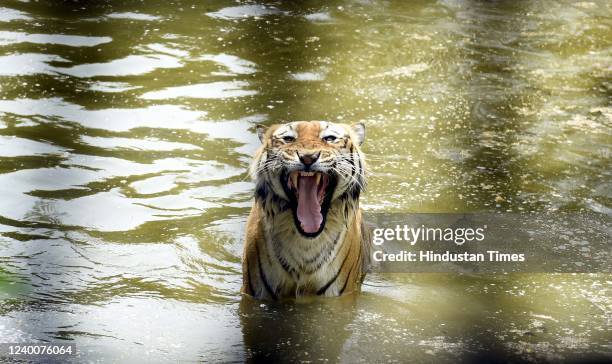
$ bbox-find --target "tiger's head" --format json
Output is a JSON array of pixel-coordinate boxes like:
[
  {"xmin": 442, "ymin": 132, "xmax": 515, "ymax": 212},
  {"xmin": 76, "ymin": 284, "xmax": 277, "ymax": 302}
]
[{"xmin": 251, "ymin": 121, "xmax": 366, "ymax": 238}]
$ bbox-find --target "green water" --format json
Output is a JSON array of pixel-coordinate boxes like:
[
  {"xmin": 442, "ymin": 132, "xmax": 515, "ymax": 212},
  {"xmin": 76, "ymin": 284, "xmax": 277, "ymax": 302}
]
[{"xmin": 0, "ymin": 0, "xmax": 610, "ymax": 362}]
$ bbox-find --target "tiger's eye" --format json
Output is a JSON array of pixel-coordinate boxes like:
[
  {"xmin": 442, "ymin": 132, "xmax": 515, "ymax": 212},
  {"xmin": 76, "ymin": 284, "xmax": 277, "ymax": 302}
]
[
  {"xmin": 323, "ymin": 135, "xmax": 337, "ymax": 142},
  {"xmin": 282, "ymin": 135, "xmax": 295, "ymax": 143}
]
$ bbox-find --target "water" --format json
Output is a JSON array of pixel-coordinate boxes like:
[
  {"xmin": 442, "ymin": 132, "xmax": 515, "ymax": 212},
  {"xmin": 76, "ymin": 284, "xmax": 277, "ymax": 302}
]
[{"xmin": 0, "ymin": 0, "xmax": 610, "ymax": 362}]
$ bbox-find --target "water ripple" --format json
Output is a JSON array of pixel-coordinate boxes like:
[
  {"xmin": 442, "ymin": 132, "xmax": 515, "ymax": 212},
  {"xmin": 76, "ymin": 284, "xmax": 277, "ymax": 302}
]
[
  {"xmin": 0, "ymin": 31, "xmax": 111, "ymax": 47},
  {"xmin": 0, "ymin": 7, "xmax": 31, "ymax": 22},
  {"xmin": 141, "ymin": 81, "xmax": 257, "ymax": 100}
]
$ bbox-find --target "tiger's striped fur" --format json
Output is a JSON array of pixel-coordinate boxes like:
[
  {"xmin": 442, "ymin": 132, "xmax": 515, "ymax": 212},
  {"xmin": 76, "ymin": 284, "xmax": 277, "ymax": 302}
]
[{"xmin": 242, "ymin": 121, "xmax": 371, "ymax": 300}]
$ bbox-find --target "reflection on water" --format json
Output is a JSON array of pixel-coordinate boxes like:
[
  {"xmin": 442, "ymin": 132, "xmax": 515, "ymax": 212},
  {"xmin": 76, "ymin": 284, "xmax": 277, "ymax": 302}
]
[
  {"xmin": 206, "ymin": 5, "xmax": 283, "ymax": 20},
  {"xmin": 0, "ymin": 31, "xmax": 112, "ymax": 47},
  {"xmin": 141, "ymin": 80, "xmax": 257, "ymax": 100},
  {"xmin": 0, "ymin": 0, "xmax": 610, "ymax": 362},
  {"xmin": 239, "ymin": 295, "xmax": 358, "ymax": 363}
]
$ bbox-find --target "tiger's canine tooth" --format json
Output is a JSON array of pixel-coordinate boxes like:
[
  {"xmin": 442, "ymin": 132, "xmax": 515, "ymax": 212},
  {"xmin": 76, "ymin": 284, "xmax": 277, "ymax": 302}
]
[
  {"xmin": 315, "ymin": 173, "xmax": 321, "ymax": 185},
  {"xmin": 291, "ymin": 172, "xmax": 298, "ymax": 189}
]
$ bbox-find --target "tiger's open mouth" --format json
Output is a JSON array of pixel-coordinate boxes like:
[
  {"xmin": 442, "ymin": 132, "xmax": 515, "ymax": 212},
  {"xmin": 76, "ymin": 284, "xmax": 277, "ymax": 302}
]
[{"xmin": 283, "ymin": 171, "xmax": 335, "ymax": 237}]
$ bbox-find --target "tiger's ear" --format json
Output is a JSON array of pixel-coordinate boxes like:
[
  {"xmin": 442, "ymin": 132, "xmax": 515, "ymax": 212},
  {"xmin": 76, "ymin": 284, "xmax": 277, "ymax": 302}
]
[
  {"xmin": 351, "ymin": 122, "xmax": 365, "ymax": 146},
  {"xmin": 255, "ymin": 124, "xmax": 268, "ymax": 143}
]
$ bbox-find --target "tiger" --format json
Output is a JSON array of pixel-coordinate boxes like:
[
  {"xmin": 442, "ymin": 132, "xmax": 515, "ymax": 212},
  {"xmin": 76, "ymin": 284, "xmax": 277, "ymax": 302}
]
[{"xmin": 241, "ymin": 120, "xmax": 371, "ymax": 300}]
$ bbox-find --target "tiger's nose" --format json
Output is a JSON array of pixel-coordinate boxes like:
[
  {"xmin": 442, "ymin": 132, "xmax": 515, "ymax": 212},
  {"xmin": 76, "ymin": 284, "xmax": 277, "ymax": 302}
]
[{"xmin": 298, "ymin": 151, "xmax": 320, "ymax": 166}]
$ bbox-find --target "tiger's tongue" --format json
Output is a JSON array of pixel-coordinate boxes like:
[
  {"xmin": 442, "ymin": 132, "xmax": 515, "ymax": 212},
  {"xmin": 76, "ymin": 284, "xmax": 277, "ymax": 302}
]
[{"xmin": 296, "ymin": 175, "xmax": 322, "ymax": 233}]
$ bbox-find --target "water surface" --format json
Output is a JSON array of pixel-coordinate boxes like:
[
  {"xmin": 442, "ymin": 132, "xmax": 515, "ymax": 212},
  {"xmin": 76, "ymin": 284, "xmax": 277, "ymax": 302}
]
[{"xmin": 0, "ymin": 0, "xmax": 610, "ymax": 362}]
